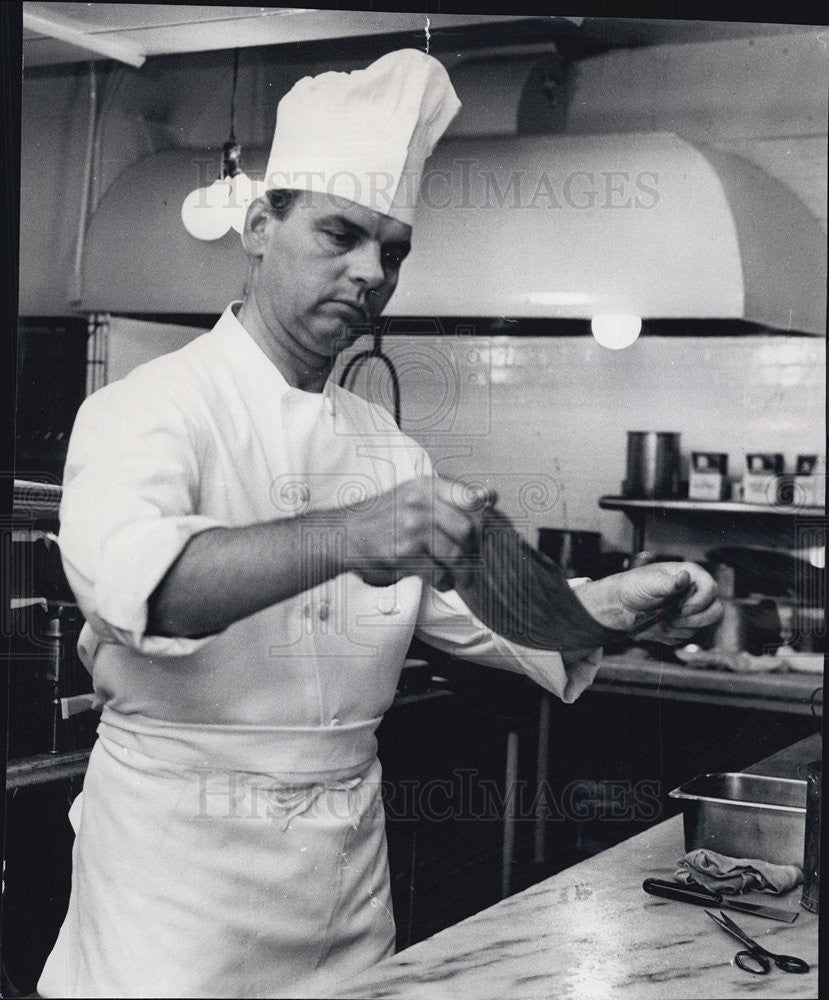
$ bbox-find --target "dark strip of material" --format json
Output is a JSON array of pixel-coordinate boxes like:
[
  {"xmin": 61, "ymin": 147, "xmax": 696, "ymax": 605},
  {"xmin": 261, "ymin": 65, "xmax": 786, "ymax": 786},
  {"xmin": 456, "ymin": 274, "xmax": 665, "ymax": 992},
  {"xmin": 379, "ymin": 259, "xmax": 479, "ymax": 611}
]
[{"xmin": 455, "ymin": 506, "xmax": 625, "ymax": 652}]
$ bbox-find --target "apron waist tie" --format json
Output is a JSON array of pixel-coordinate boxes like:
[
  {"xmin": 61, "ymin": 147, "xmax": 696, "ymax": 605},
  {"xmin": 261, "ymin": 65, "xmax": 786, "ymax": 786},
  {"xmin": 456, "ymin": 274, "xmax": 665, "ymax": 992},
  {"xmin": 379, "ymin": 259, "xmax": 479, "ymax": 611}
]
[
  {"xmin": 97, "ymin": 705, "xmax": 381, "ymax": 783},
  {"xmin": 268, "ymin": 776, "xmax": 366, "ymax": 831}
]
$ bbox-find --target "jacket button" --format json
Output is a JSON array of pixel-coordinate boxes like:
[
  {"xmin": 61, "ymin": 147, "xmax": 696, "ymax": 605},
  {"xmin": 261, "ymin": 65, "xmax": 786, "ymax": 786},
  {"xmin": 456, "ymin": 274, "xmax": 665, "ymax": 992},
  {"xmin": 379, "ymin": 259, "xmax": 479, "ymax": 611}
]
[{"xmin": 318, "ymin": 600, "xmax": 331, "ymax": 621}]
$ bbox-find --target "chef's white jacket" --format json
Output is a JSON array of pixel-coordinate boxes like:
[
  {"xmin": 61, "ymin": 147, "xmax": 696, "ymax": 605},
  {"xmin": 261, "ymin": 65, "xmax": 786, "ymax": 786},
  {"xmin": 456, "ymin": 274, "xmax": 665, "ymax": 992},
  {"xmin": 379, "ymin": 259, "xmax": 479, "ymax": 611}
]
[{"xmin": 39, "ymin": 303, "xmax": 601, "ymax": 999}]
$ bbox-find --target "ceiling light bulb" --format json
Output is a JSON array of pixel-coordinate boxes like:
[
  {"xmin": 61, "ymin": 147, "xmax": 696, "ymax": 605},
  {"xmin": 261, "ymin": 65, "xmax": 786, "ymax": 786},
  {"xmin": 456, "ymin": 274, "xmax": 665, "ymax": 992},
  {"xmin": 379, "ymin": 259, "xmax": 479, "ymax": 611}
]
[
  {"xmin": 591, "ymin": 315, "xmax": 642, "ymax": 350},
  {"xmin": 181, "ymin": 179, "xmax": 234, "ymax": 241},
  {"xmin": 807, "ymin": 546, "xmax": 824, "ymax": 569}
]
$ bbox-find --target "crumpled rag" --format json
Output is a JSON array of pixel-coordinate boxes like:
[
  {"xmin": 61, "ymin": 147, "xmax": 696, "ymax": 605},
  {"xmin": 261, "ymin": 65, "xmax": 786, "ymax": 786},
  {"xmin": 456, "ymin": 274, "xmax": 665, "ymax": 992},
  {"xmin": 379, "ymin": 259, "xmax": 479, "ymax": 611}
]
[{"xmin": 675, "ymin": 847, "xmax": 802, "ymax": 894}]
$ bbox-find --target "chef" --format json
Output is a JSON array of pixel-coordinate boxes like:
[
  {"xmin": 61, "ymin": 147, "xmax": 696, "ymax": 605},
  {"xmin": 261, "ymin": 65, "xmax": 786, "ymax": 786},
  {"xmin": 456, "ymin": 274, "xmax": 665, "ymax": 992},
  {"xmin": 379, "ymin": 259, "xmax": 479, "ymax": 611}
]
[{"xmin": 38, "ymin": 49, "xmax": 721, "ymax": 1000}]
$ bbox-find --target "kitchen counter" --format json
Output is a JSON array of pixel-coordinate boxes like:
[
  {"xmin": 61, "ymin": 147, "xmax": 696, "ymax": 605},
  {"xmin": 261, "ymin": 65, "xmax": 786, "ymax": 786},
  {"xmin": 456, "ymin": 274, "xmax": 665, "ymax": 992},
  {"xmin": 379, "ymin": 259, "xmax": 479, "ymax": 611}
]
[
  {"xmin": 592, "ymin": 649, "xmax": 823, "ymax": 716},
  {"xmin": 327, "ymin": 735, "xmax": 820, "ymax": 999}
]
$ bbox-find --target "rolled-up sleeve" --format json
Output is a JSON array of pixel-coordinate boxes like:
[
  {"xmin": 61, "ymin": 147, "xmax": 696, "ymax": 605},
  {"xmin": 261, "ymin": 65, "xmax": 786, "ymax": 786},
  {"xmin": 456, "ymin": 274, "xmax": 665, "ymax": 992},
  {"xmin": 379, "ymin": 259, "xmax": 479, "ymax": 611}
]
[
  {"xmin": 414, "ymin": 584, "xmax": 602, "ymax": 704},
  {"xmin": 59, "ymin": 376, "xmax": 226, "ymax": 657}
]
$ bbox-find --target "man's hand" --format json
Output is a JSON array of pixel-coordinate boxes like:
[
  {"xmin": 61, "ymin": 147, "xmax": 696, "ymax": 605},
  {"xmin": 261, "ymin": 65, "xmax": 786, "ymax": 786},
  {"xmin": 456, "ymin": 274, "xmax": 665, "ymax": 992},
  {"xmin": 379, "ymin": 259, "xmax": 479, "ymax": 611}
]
[
  {"xmin": 574, "ymin": 561, "xmax": 723, "ymax": 645},
  {"xmin": 343, "ymin": 475, "xmax": 489, "ymax": 589}
]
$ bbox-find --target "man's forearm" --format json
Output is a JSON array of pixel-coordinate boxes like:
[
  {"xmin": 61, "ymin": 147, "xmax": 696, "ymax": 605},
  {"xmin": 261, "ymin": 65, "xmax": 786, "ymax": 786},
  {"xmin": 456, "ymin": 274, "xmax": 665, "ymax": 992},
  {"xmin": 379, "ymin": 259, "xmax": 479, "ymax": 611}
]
[
  {"xmin": 146, "ymin": 512, "xmax": 348, "ymax": 637},
  {"xmin": 145, "ymin": 475, "xmax": 512, "ymax": 640}
]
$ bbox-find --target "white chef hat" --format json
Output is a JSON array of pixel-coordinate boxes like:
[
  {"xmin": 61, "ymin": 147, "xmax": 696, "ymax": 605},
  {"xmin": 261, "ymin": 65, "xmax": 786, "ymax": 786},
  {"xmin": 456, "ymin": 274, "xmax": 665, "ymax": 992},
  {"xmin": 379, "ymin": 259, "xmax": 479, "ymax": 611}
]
[{"xmin": 263, "ymin": 49, "xmax": 461, "ymax": 227}]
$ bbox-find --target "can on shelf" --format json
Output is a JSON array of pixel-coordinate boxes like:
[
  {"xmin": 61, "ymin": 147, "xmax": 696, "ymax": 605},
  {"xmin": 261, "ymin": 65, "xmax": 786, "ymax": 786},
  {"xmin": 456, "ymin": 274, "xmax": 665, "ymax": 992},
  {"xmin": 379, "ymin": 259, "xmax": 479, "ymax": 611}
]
[
  {"xmin": 689, "ymin": 452, "xmax": 728, "ymax": 501},
  {"xmin": 743, "ymin": 453, "xmax": 784, "ymax": 505},
  {"xmin": 793, "ymin": 454, "xmax": 826, "ymax": 508}
]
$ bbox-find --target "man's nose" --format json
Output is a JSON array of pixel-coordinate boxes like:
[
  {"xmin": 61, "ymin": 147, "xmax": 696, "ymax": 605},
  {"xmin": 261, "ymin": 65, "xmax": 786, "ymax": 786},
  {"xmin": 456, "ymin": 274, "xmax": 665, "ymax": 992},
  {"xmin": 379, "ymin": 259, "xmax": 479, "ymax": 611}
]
[{"xmin": 347, "ymin": 241, "xmax": 386, "ymax": 289}]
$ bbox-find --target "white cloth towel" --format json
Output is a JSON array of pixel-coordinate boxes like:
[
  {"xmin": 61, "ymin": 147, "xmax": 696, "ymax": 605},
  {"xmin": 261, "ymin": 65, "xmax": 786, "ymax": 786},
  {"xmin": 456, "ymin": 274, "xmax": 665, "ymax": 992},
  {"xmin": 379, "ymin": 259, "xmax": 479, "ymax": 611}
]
[{"xmin": 676, "ymin": 847, "xmax": 803, "ymax": 894}]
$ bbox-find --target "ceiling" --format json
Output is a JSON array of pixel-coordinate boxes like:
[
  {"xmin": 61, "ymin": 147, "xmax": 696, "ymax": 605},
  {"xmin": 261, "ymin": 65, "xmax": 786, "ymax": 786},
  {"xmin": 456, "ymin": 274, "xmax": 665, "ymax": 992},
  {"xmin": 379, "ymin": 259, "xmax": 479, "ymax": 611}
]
[
  {"xmin": 21, "ymin": 7, "xmax": 556, "ymax": 67},
  {"xmin": 22, "ymin": 4, "xmax": 821, "ymax": 69}
]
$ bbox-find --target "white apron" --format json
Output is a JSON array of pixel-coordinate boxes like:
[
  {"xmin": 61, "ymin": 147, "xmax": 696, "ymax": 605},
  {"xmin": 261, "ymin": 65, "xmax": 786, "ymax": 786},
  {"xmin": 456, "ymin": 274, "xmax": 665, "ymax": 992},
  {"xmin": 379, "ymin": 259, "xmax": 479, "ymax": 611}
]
[{"xmin": 38, "ymin": 708, "xmax": 394, "ymax": 999}]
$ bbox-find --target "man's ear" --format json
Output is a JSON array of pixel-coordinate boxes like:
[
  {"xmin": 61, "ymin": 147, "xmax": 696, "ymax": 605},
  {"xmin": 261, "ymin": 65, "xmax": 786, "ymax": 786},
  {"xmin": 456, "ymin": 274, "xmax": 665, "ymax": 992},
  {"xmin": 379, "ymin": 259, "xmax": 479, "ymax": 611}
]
[{"xmin": 241, "ymin": 196, "xmax": 272, "ymax": 257}]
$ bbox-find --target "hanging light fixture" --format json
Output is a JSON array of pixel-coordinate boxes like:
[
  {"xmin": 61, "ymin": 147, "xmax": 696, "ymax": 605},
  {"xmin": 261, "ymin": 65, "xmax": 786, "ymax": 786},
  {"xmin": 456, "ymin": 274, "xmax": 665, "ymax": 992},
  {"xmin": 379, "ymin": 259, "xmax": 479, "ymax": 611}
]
[
  {"xmin": 181, "ymin": 49, "xmax": 260, "ymax": 240},
  {"xmin": 590, "ymin": 314, "xmax": 642, "ymax": 350}
]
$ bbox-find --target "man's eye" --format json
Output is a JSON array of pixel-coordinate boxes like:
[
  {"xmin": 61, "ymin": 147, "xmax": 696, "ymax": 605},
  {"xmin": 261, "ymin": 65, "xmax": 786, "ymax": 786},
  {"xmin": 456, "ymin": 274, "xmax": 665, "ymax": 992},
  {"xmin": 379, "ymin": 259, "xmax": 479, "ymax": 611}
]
[
  {"xmin": 382, "ymin": 248, "xmax": 407, "ymax": 270},
  {"xmin": 323, "ymin": 229, "xmax": 354, "ymax": 249}
]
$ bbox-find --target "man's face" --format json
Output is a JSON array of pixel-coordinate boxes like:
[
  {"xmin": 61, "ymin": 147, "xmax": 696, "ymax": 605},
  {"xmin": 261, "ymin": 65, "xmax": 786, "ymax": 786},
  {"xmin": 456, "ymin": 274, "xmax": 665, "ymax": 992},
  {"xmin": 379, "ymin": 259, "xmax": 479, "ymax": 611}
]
[{"xmin": 253, "ymin": 191, "xmax": 412, "ymax": 362}]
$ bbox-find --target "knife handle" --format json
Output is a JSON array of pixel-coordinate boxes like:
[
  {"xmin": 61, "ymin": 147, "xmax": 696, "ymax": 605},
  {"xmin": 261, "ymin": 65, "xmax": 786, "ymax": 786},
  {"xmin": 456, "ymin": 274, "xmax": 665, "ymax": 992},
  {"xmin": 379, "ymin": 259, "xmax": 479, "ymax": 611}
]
[
  {"xmin": 628, "ymin": 581, "xmax": 696, "ymax": 637},
  {"xmin": 642, "ymin": 878, "xmax": 721, "ymax": 906}
]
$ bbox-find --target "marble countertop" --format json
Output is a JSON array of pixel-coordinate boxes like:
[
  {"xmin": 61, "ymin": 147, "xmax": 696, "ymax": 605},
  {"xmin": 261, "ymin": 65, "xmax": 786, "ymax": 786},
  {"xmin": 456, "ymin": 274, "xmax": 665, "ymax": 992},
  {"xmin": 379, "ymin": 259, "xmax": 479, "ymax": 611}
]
[{"xmin": 327, "ymin": 737, "xmax": 820, "ymax": 1000}]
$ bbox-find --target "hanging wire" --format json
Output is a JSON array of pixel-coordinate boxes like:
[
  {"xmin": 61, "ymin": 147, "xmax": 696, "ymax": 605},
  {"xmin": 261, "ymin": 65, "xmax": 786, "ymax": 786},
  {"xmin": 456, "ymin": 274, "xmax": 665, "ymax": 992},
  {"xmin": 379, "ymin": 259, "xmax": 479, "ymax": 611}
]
[
  {"xmin": 229, "ymin": 47, "xmax": 240, "ymax": 143},
  {"xmin": 337, "ymin": 327, "xmax": 402, "ymax": 427},
  {"xmin": 223, "ymin": 49, "xmax": 242, "ymax": 179}
]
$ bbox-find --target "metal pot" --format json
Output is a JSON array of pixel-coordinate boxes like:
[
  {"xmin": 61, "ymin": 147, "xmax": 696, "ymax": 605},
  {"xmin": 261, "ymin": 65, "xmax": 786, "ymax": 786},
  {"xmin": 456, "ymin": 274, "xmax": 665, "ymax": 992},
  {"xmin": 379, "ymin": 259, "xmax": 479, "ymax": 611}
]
[
  {"xmin": 669, "ymin": 772, "xmax": 807, "ymax": 867},
  {"xmin": 713, "ymin": 597, "xmax": 783, "ymax": 655},
  {"xmin": 623, "ymin": 431, "xmax": 681, "ymax": 499}
]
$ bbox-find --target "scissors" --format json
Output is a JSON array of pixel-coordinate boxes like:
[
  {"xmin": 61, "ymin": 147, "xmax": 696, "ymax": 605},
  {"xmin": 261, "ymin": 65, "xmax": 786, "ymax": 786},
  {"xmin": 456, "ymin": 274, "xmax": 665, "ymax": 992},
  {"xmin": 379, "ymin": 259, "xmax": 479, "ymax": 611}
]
[{"xmin": 705, "ymin": 910, "xmax": 810, "ymax": 975}]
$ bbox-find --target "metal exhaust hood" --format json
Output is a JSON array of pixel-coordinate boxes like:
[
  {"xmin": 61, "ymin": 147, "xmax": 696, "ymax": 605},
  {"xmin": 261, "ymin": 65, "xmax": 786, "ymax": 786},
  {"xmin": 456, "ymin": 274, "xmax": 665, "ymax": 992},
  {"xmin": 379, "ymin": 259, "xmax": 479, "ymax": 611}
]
[{"xmin": 80, "ymin": 132, "xmax": 826, "ymax": 333}]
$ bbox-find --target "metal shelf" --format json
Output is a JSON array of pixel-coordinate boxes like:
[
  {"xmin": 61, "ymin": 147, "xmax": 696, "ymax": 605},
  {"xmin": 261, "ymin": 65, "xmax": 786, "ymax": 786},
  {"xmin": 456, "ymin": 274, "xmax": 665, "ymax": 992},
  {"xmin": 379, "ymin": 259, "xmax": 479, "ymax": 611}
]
[
  {"xmin": 6, "ymin": 749, "xmax": 92, "ymax": 790},
  {"xmin": 599, "ymin": 495, "xmax": 824, "ymax": 517},
  {"xmin": 599, "ymin": 495, "xmax": 825, "ymax": 553},
  {"xmin": 13, "ymin": 478, "xmax": 63, "ymax": 521}
]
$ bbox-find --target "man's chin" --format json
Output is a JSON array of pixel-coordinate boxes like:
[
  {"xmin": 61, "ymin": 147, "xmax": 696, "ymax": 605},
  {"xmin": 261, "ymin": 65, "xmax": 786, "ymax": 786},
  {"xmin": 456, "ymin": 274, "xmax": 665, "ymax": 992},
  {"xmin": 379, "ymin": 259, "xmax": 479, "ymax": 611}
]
[
  {"xmin": 303, "ymin": 325, "xmax": 360, "ymax": 365},
  {"xmin": 327, "ymin": 325, "xmax": 367, "ymax": 353}
]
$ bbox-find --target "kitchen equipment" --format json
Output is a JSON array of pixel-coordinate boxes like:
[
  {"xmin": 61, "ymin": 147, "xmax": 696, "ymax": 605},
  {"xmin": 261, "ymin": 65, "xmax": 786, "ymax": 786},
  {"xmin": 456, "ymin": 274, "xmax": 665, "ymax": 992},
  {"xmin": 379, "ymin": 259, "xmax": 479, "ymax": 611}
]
[
  {"xmin": 746, "ymin": 454, "xmax": 785, "ymax": 475},
  {"xmin": 793, "ymin": 454, "xmax": 826, "ymax": 507},
  {"xmin": 668, "ymin": 773, "xmax": 807, "ymax": 867},
  {"xmin": 775, "ymin": 602, "xmax": 797, "ymax": 657},
  {"xmin": 537, "ymin": 529, "xmax": 602, "ymax": 579},
  {"xmin": 704, "ymin": 910, "xmax": 809, "ymax": 974},
  {"xmin": 689, "ymin": 452, "xmax": 728, "ymax": 501},
  {"xmin": 712, "ymin": 597, "xmax": 782, "ymax": 655},
  {"xmin": 742, "ymin": 453, "xmax": 784, "ymax": 505},
  {"xmin": 642, "ymin": 879, "xmax": 799, "ymax": 923},
  {"xmin": 792, "ymin": 607, "xmax": 826, "ymax": 653},
  {"xmin": 78, "ymin": 135, "xmax": 828, "ymax": 335},
  {"xmin": 623, "ymin": 431, "xmax": 681, "ymax": 499},
  {"xmin": 801, "ymin": 760, "xmax": 820, "ymax": 914},
  {"xmin": 705, "ymin": 546, "xmax": 824, "ymax": 603}
]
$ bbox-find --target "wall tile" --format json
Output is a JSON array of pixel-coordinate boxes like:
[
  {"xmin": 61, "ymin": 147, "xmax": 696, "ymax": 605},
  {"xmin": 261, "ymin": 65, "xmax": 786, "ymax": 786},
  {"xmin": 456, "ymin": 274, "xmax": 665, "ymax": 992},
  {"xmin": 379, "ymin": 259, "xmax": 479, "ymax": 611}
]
[{"xmin": 379, "ymin": 334, "xmax": 825, "ymax": 558}]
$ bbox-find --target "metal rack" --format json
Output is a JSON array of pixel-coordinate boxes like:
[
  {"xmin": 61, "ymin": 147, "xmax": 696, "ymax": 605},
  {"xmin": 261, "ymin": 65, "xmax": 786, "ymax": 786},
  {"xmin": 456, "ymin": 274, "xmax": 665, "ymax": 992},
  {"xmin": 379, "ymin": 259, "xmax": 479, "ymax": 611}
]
[
  {"xmin": 12, "ymin": 478, "xmax": 63, "ymax": 520},
  {"xmin": 6, "ymin": 750, "xmax": 93, "ymax": 790},
  {"xmin": 599, "ymin": 495, "xmax": 825, "ymax": 554},
  {"xmin": 7, "ymin": 480, "xmax": 99, "ymax": 782}
]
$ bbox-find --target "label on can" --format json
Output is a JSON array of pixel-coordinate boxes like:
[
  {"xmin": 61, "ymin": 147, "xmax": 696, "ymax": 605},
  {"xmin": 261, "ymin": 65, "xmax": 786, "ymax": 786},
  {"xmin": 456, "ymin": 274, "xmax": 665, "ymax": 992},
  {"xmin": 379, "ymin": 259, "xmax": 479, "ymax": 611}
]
[
  {"xmin": 692, "ymin": 452, "xmax": 728, "ymax": 473},
  {"xmin": 689, "ymin": 470, "xmax": 726, "ymax": 500},
  {"xmin": 746, "ymin": 453, "xmax": 784, "ymax": 474}
]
